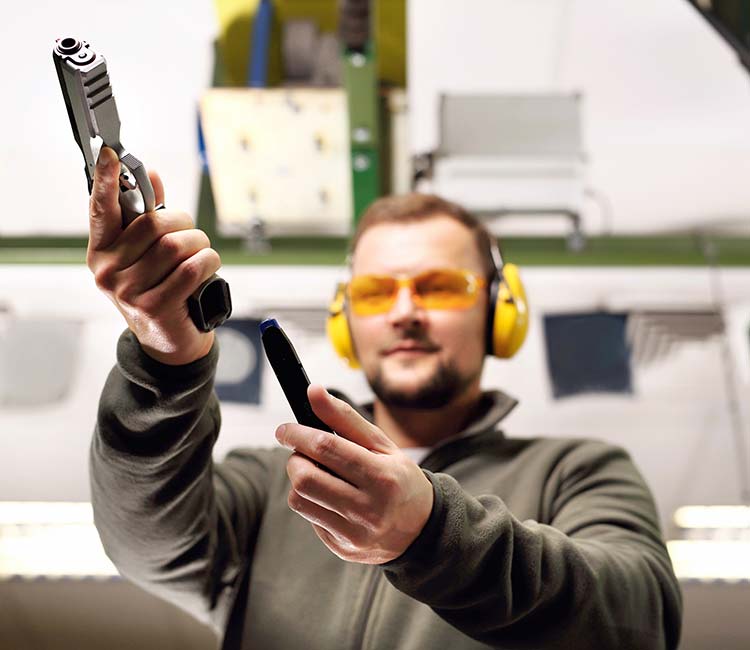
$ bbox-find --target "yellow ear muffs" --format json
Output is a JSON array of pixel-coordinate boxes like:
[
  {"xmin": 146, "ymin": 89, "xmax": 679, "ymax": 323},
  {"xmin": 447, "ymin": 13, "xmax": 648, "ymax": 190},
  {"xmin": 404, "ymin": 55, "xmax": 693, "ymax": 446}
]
[
  {"xmin": 488, "ymin": 262, "xmax": 529, "ymax": 359},
  {"xmin": 326, "ymin": 283, "xmax": 360, "ymax": 369}
]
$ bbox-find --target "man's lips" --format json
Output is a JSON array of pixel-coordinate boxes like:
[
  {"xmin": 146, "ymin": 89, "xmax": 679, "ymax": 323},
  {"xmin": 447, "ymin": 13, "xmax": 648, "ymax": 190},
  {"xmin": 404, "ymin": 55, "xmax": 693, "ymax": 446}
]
[{"xmin": 383, "ymin": 341, "xmax": 439, "ymax": 356}]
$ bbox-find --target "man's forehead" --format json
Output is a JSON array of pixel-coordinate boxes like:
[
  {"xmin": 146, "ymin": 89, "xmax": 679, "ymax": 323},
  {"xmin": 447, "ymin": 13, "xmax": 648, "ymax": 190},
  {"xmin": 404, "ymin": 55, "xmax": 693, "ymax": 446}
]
[{"xmin": 350, "ymin": 217, "xmax": 483, "ymax": 275}]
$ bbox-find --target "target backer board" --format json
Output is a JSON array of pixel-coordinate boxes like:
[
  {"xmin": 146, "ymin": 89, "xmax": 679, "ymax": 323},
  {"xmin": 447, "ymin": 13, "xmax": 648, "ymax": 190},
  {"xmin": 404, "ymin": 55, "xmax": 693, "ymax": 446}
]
[{"xmin": 200, "ymin": 88, "xmax": 353, "ymax": 237}]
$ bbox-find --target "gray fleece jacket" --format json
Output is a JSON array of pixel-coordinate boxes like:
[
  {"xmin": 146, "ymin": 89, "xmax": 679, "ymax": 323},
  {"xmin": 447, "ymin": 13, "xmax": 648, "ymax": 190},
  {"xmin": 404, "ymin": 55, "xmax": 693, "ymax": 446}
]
[{"xmin": 90, "ymin": 331, "xmax": 682, "ymax": 649}]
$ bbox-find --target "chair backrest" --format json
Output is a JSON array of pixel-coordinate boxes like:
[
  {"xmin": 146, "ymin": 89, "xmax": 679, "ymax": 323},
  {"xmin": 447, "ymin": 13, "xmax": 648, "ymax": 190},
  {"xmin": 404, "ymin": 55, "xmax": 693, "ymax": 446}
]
[{"xmin": 437, "ymin": 94, "xmax": 583, "ymax": 158}]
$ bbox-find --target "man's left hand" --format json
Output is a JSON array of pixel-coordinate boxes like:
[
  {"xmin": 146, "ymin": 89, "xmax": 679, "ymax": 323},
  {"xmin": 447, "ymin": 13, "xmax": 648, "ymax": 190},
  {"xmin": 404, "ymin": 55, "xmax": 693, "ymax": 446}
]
[{"xmin": 275, "ymin": 385, "xmax": 434, "ymax": 565}]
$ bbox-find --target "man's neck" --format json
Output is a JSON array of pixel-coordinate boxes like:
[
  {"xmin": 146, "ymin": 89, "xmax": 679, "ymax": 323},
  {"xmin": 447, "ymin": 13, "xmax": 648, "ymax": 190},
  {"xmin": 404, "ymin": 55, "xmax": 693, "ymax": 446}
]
[{"xmin": 373, "ymin": 386, "xmax": 483, "ymax": 449}]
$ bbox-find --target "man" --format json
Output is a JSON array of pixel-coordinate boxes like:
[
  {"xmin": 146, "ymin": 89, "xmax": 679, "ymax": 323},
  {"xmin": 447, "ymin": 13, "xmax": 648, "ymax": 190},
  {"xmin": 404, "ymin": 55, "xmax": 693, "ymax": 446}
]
[{"xmin": 89, "ymin": 146, "xmax": 682, "ymax": 649}]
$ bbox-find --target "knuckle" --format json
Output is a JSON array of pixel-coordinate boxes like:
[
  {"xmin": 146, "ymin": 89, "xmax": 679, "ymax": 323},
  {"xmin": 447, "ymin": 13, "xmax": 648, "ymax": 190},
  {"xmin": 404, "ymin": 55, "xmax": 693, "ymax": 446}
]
[
  {"xmin": 89, "ymin": 191, "xmax": 109, "ymax": 217},
  {"xmin": 347, "ymin": 526, "xmax": 367, "ymax": 547},
  {"xmin": 157, "ymin": 231, "xmax": 183, "ymax": 258},
  {"xmin": 92, "ymin": 262, "xmax": 118, "ymax": 293},
  {"xmin": 372, "ymin": 520, "xmax": 390, "ymax": 540},
  {"xmin": 287, "ymin": 489, "xmax": 302, "ymax": 511},
  {"xmin": 138, "ymin": 212, "xmax": 162, "ymax": 233},
  {"xmin": 373, "ymin": 466, "xmax": 397, "ymax": 493},
  {"xmin": 179, "ymin": 257, "xmax": 204, "ymax": 284},
  {"xmin": 338, "ymin": 400, "xmax": 355, "ymax": 418},
  {"xmin": 175, "ymin": 230, "xmax": 211, "ymax": 256},
  {"xmin": 293, "ymin": 470, "xmax": 316, "ymax": 496},
  {"xmin": 113, "ymin": 281, "xmax": 139, "ymax": 307},
  {"xmin": 137, "ymin": 292, "xmax": 164, "ymax": 319},
  {"xmin": 313, "ymin": 432, "xmax": 335, "ymax": 457},
  {"xmin": 135, "ymin": 211, "xmax": 161, "ymax": 239}
]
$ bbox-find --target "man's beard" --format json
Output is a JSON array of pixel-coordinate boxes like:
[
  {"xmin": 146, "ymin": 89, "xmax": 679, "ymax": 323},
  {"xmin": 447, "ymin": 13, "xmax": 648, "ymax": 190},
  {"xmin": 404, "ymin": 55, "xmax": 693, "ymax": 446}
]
[{"xmin": 367, "ymin": 358, "xmax": 477, "ymax": 410}]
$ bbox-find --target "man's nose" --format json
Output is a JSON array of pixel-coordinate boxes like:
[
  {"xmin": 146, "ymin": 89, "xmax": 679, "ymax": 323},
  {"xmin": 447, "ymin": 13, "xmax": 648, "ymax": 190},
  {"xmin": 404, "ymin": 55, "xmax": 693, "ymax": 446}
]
[{"xmin": 387, "ymin": 285, "xmax": 423, "ymax": 325}]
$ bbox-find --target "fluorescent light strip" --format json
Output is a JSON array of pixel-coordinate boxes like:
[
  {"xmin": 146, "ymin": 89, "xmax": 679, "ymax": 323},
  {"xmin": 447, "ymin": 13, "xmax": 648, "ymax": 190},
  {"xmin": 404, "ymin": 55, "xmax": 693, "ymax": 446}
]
[
  {"xmin": 0, "ymin": 525, "xmax": 118, "ymax": 578},
  {"xmin": 0, "ymin": 502, "xmax": 116, "ymax": 578},
  {"xmin": 0, "ymin": 502, "xmax": 93, "ymax": 525},
  {"xmin": 667, "ymin": 540, "xmax": 750, "ymax": 581},
  {"xmin": 673, "ymin": 505, "xmax": 750, "ymax": 529}
]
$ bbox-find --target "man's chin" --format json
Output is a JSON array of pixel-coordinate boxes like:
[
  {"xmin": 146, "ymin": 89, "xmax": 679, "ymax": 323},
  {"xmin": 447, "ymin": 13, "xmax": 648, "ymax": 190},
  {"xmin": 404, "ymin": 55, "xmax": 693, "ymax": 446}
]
[{"xmin": 367, "ymin": 359, "xmax": 472, "ymax": 410}]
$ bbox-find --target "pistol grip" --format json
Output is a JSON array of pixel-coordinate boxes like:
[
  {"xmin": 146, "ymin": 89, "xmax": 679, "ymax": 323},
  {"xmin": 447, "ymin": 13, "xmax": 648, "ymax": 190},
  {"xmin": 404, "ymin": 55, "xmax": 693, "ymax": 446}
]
[
  {"xmin": 188, "ymin": 274, "xmax": 233, "ymax": 332},
  {"xmin": 151, "ymin": 206, "xmax": 232, "ymax": 333}
]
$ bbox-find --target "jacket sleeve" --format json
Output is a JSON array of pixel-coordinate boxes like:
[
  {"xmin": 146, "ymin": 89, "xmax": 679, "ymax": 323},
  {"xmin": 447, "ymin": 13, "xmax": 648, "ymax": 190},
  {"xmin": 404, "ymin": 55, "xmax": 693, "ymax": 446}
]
[
  {"xmin": 90, "ymin": 330, "xmax": 273, "ymax": 634},
  {"xmin": 381, "ymin": 440, "xmax": 682, "ymax": 649}
]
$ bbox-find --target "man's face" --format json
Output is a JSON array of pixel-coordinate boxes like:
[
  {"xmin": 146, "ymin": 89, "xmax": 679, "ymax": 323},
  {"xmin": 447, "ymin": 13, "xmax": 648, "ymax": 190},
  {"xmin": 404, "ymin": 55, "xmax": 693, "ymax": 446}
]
[{"xmin": 348, "ymin": 216, "xmax": 488, "ymax": 409}]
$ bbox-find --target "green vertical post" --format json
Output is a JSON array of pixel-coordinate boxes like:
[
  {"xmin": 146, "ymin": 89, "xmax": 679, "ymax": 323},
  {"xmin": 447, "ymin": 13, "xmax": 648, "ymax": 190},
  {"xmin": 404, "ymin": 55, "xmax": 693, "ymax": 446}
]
[
  {"xmin": 341, "ymin": 0, "xmax": 383, "ymax": 226},
  {"xmin": 343, "ymin": 46, "xmax": 381, "ymax": 223}
]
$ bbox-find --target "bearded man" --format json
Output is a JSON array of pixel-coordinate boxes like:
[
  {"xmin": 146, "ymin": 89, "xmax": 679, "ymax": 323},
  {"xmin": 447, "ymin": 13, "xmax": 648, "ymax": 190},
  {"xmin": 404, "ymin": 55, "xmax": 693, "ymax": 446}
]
[{"xmin": 88, "ymin": 146, "xmax": 682, "ymax": 649}]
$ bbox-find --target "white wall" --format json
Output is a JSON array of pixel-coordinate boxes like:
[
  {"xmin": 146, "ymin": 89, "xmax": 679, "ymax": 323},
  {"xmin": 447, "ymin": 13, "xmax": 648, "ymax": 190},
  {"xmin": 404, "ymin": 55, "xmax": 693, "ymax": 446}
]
[
  {"xmin": 1, "ymin": 264, "xmax": 748, "ymax": 537},
  {"xmin": 4, "ymin": 1, "xmax": 750, "ymax": 236},
  {"xmin": 1, "ymin": 0, "xmax": 216, "ymax": 235},
  {"xmin": 409, "ymin": 0, "xmax": 750, "ymax": 235}
]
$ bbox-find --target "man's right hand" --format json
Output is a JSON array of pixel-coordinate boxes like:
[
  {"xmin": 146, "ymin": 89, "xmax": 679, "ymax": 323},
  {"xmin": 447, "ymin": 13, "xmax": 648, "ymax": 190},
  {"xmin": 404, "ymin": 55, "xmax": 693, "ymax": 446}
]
[{"xmin": 87, "ymin": 146, "xmax": 222, "ymax": 366}]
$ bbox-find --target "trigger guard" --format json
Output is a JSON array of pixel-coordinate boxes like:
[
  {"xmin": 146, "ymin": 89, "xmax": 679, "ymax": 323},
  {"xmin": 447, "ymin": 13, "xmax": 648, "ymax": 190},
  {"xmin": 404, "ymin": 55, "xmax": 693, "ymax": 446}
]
[
  {"xmin": 119, "ymin": 187, "xmax": 146, "ymax": 226},
  {"xmin": 117, "ymin": 153, "xmax": 155, "ymax": 226}
]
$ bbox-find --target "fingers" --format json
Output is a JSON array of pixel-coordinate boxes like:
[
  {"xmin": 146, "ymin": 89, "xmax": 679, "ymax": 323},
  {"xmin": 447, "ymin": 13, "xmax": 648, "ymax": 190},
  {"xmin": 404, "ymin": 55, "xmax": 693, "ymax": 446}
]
[
  {"xmin": 86, "ymin": 152, "xmax": 219, "ymax": 365},
  {"xmin": 115, "ymin": 228, "xmax": 212, "ymax": 296},
  {"xmin": 148, "ymin": 169, "xmax": 165, "ymax": 206},
  {"xmin": 287, "ymin": 488, "xmax": 359, "ymax": 543},
  {"xmin": 307, "ymin": 385, "xmax": 396, "ymax": 453},
  {"xmin": 89, "ymin": 151, "xmax": 167, "ymax": 256},
  {"xmin": 286, "ymin": 452, "xmax": 366, "ymax": 519},
  {"xmin": 140, "ymin": 246, "xmax": 222, "ymax": 310},
  {"xmin": 102, "ymin": 209, "xmax": 195, "ymax": 271},
  {"xmin": 276, "ymin": 422, "xmax": 380, "ymax": 487},
  {"xmin": 88, "ymin": 209, "xmax": 196, "ymax": 293},
  {"xmin": 89, "ymin": 146, "xmax": 123, "ymax": 252}
]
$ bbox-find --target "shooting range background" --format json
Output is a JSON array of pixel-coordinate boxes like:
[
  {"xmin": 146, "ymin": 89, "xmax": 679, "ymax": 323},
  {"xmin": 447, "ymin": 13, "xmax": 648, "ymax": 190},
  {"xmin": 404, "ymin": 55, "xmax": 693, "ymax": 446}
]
[
  {"xmin": 1, "ymin": 1, "xmax": 749, "ymax": 649},
  {"xmin": 3, "ymin": 0, "xmax": 750, "ymax": 236}
]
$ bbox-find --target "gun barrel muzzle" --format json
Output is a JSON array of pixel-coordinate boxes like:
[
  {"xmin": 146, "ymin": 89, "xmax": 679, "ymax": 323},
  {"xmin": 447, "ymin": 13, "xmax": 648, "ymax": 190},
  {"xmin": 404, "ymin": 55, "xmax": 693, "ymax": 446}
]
[{"xmin": 55, "ymin": 37, "xmax": 95, "ymax": 65}]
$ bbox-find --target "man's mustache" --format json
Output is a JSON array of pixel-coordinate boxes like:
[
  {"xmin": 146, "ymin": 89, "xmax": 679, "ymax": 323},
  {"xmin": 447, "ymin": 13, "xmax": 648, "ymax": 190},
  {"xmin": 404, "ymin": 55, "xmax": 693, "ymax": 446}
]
[{"xmin": 382, "ymin": 328, "xmax": 440, "ymax": 354}]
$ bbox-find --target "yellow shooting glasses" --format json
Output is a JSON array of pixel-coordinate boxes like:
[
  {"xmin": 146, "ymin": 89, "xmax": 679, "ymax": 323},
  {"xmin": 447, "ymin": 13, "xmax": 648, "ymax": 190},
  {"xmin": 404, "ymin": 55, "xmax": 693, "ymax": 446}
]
[{"xmin": 347, "ymin": 268, "xmax": 487, "ymax": 317}]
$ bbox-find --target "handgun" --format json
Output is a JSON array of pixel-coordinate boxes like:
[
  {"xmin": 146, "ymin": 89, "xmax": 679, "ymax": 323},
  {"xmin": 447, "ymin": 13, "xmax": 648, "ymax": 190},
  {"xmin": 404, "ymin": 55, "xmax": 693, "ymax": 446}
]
[{"xmin": 53, "ymin": 37, "xmax": 232, "ymax": 332}]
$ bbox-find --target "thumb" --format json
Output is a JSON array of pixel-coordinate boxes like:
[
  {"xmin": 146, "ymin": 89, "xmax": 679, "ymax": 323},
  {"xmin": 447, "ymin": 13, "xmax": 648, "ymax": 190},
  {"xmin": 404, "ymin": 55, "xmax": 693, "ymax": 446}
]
[{"xmin": 88, "ymin": 146, "xmax": 123, "ymax": 251}]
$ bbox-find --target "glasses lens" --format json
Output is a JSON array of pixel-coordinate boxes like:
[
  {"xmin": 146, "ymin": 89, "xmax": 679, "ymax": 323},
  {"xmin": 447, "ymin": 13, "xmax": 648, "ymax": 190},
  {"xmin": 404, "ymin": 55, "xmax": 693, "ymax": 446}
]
[
  {"xmin": 414, "ymin": 269, "xmax": 478, "ymax": 309},
  {"xmin": 349, "ymin": 275, "xmax": 397, "ymax": 315}
]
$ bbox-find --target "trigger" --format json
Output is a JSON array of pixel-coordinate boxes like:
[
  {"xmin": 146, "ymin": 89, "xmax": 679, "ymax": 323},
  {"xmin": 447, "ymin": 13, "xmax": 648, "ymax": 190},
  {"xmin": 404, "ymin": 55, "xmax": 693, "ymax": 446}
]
[{"xmin": 119, "ymin": 169, "xmax": 137, "ymax": 191}]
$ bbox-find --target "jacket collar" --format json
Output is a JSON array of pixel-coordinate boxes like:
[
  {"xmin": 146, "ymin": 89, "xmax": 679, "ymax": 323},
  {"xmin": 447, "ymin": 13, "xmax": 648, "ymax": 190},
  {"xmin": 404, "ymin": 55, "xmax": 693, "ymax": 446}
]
[
  {"xmin": 328, "ymin": 388, "xmax": 518, "ymax": 449},
  {"xmin": 460, "ymin": 390, "xmax": 518, "ymax": 438}
]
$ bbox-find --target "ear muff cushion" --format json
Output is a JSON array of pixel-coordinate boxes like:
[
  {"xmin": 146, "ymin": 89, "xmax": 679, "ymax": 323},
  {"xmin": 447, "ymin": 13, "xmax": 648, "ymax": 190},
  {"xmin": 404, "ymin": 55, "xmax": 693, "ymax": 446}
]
[
  {"xmin": 492, "ymin": 263, "xmax": 529, "ymax": 358},
  {"xmin": 326, "ymin": 285, "xmax": 360, "ymax": 369}
]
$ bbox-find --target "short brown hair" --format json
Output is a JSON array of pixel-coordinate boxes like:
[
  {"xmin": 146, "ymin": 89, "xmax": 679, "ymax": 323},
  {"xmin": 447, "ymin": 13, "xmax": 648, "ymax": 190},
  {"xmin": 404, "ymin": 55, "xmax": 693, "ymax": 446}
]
[{"xmin": 348, "ymin": 193, "xmax": 497, "ymax": 280}]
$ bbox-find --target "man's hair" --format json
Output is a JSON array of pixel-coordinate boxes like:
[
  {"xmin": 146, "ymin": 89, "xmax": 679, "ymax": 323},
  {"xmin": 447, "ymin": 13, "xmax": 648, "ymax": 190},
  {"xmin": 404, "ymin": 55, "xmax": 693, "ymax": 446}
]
[{"xmin": 348, "ymin": 193, "xmax": 497, "ymax": 280}]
